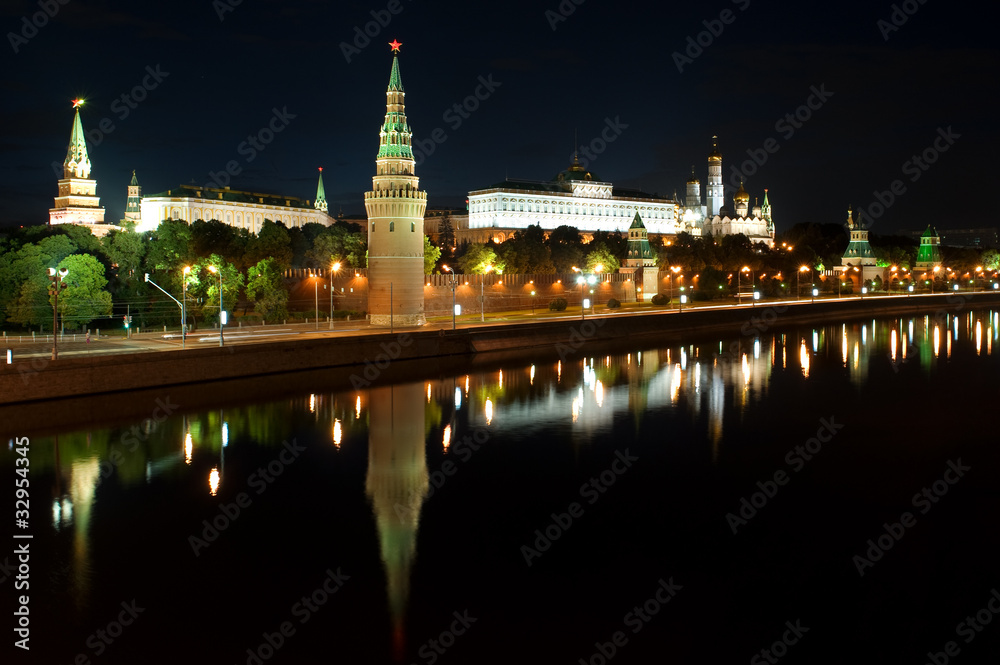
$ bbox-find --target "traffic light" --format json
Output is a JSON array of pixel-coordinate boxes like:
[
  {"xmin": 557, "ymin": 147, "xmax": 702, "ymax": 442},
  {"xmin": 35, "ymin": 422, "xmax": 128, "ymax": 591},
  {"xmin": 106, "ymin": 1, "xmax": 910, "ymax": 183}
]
[{"xmin": 123, "ymin": 315, "xmax": 132, "ymax": 329}]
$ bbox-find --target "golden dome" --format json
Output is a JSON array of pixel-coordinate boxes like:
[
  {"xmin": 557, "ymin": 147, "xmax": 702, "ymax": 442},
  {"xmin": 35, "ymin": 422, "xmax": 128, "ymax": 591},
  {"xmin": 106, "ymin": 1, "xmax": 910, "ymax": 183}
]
[
  {"xmin": 734, "ymin": 181, "xmax": 749, "ymax": 202},
  {"xmin": 708, "ymin": 135, "xmax": 722, "ymax": 162}
]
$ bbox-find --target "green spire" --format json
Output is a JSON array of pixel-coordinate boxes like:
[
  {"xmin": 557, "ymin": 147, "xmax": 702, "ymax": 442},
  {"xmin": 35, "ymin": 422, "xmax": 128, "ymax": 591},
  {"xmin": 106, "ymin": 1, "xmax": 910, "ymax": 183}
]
[
  {"xmin": 315, "ymin": 167, "xmax": 328, "ymax": 212},
  {"xmin": 388, "ymin": 56, "xmax": 404, "ymax": 92},
  {"xmin": 130, "ymin": 170, "xmax": 139, "ymax": 187},
  {"xmin": 125, "ymin": 170, "xmax": 142, "ymax": 218},
  {"xmin": 629, "ymin": 212, "xmax": 647, "ymax": 230},
  {"xmin": 64, "ymin": 106, "xmax": 92, "ymax": 179}
]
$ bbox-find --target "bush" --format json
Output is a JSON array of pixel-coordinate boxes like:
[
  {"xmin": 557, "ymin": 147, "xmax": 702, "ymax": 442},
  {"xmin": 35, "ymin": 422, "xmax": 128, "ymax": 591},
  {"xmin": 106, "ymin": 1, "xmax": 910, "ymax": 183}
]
[
  {"xmin": 606, "ymin": 298, "xmax": 621, "ymax": 309},
  {"xmin": 650, "ymin": 293, "xmax": 668, "ymax": 306},
  {"xmin": 549, "ymin": 298, "xmax": 568, "ymax": 311}
]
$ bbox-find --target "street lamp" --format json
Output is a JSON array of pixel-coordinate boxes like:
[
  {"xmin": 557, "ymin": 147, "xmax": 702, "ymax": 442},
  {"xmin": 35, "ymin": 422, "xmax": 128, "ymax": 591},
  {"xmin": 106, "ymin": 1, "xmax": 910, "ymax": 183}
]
[
  {"xmin": 443, "ymin": 264, "xmax": 458, "ymax": 330},
  {"xmin": 145, "ymin": 272, "xmax": 186, "ymax": 349},
  {"xmin": 670, "ymin": 266, "xmax": 681, "ymax": 307},
  {"xmin": 329, "ymin": 261, "xmax": 341, "ymax": 329},
  {"xmin": 207, "ymin": 265, "xmax": 224, "ymax": 346},
  {"xmin": 182, "ymin": 266, "xmax": 191, "ymax": 344},
  {"xmin": 47, "ymin": 267, "xmax": 69, "ymax": 360},
  {"xmin": 739, "ymin": 266, "xmax": 751, "ymax": 305},
  {"xmin": 481, "ymin": 264, "xmax": 494, "ymax": 322},
  {"xmin": 797, "ymin": 265, "xmax": 809, "ymax": 301}
]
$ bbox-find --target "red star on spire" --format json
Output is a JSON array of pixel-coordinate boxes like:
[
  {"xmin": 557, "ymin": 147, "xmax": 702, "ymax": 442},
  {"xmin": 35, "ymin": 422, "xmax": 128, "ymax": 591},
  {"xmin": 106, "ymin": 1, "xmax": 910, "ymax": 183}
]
[
  {"xmin": 72, "ymin": 98, "xmax": 84, "ymax": 108},
  {"xmin": 389, "ymin": 39, "xmax": 402, "ymax": 53}
]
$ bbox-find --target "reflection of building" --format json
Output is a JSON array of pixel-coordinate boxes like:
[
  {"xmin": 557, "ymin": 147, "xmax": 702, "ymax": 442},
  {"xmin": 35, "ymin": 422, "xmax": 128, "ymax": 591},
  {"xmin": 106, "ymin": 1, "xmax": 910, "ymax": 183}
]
[
  {"xmin": 365, "ymin": 45, "xmax": 428, "ymax": 327},
  {"xmin": 49, "ymin": 102, "xmax": 111, "ymax": 236},
  {"xmin": 365, "ymin": 383, "xmax": 428, "ymax": 659}
]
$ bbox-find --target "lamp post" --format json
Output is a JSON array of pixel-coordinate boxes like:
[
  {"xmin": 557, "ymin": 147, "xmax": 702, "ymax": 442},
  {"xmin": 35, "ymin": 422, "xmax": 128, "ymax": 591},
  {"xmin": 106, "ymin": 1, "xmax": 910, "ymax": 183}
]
[
  {"xmin": 481, "ymin": 264, "xmax": 493, "ymax": 323},
  {"xmin": 443, "ymin": 264, "xmax": 458, "ymax": 330},
  {"xmin": 329, "ymin": 261, "xmax": 341, "ymax": 329},
  {"xmin": 47, "ymin": 267, "xmax": 69, "ymax": 360},
  {"xmin": 145, "ymin": 273, "xmax": 186, "ymax": 349},
  {"xmin": 182, "ymin": 266, "xmax": 191, "ymax": 345},
  {"xmin": 207, "ymin": 265, "xmax": 224, "ymax": 347},
  {"xmin": 670, "ymin": 265, "xmax": 681, "ymax": 307},
  {"xmin": 572, "ymin": 266, "xmax": 584, "ymax": 319},
  {"xmin": 739, "ymin": 266, "xmax": 751, "ymax": 305}
]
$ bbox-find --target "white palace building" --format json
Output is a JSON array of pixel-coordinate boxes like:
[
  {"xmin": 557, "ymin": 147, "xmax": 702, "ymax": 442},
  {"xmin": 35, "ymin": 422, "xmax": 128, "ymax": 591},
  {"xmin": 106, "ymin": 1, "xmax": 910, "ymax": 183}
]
[{"xmin": 465, "ymin": 136, "xmax": 775, "ymax": 247}]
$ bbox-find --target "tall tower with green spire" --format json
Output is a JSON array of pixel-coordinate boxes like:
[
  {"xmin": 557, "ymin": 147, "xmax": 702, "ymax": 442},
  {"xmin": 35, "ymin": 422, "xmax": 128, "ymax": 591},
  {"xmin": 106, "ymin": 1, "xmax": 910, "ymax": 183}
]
[
  {"xmin": 364, "ymin": 40, "xmax": 428, "ymax": 327},
  {"xmin": 124, "ymin": 170, "xmax": 142, "ymax": 224},
  {"xmin": 50, "ymin": 100, "xmax": 107, "ymax": 233},
  {"xmin": 314, "ymin": 167, "xmax": 328, "ymax": 213}
]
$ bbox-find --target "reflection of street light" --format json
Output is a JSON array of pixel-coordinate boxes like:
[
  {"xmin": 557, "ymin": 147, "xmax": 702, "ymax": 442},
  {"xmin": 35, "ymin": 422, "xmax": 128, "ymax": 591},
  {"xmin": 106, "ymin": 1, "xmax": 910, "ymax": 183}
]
[
  {"xmin": 329, "ymin": 261, "xmax": 341, "ymax": 329},
  {"xmin": 443, "ymin": 264, "xmax": 458, "ymax": 329},
  {"xmin": 47, "ymin": 267, "xmax": 69, "ymax": 360},
  {"xmin": 207, "ymin": 265, "xmax": 224, "ymax": 346}
]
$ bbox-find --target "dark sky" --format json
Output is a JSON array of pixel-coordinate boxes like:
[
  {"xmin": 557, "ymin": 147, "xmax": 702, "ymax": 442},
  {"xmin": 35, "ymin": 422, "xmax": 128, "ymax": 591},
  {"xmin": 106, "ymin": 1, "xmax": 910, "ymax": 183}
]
[{"xmin": 2, "ymin": 0, "xmax": 996, "ymax": 235}]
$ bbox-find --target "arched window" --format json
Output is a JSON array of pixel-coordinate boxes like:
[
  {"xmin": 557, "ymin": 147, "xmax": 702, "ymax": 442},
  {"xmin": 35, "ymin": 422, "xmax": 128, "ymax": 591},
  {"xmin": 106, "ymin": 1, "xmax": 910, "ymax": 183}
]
[
  {"xmin": 371, "ymin": 222, "xmax": 375, "ymax": 232},
  {"xmin": 389, "ymin": 221, "xmax": 395, "ymax": 232},
  {"xmin": 411, "ymin": 222, "xmax": 415, "ymax": 232}
]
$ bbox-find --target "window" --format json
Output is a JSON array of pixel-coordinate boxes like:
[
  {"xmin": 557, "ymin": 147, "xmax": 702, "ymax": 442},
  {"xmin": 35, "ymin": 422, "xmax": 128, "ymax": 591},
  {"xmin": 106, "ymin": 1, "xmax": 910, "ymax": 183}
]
[
  {"xmin": 390, "ymin": 221, "xmax": 395, "ymax": 232},
  {"xmin": 410, "ymin": 222, "xmax": 415, "ymax": 232},
  {"xmin": 371, "ymin": 222, "xmax": 375, "ymax": 232}
]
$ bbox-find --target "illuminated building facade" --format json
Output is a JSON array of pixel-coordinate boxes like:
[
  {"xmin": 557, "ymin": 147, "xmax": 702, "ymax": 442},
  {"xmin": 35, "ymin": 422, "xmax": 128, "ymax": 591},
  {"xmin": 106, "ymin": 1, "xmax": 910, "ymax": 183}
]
[
  {"xmin": 914, "ymin": 225, "xmax": 943, "ymax": 269},
  {"xmin": 364, "ymin": 42, "xmax": 428, "ymax": 327},
  {"xmin": 49, "ymin": 102, "xmax": 111, "ymax": 236}
]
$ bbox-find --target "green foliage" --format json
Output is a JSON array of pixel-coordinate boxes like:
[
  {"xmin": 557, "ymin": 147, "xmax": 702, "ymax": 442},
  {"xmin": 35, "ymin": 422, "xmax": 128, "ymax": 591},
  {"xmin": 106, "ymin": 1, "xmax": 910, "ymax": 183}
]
[
  {"xmin": 606, "ymin": 298, "xmax": 620, "ymax": 309},
  {"xmin": 424, "ymin": 235, "xmax": 441, "ymax": 275},
  {"xmin": 650, "ymin": 293, "xmax": 668, "ymax": 306},
  {"xmin": 498, "ymin": 225, "xmax": 555, "ymax": 274},
  {"xmin": 246, "ymin": 220, "xmax": 293, "ymax": 269},
  {"xmin": 548, "ymin": 297, "xmax": 568, "ymax": 311},
  {"xmin": 980, "ymin": 249, "xmax": 1000, "ymax": 271},
  {"xmin": 246, "ymin": 258, "xmax": 289, "ymax": 323},
  {"xmin": 458, "ymin": 243, "xmax": 504, "ymax": 274},
  {"xmin": 104, "ymin": 223, "xmax": 146, "ymax": 285},
  {"xmin": 54, "ymin": 254, "xmax": 114, "ymax": 326},
  {"xmin": 584, "ymin": 242, "xmax": 620, "ymax": 273}
]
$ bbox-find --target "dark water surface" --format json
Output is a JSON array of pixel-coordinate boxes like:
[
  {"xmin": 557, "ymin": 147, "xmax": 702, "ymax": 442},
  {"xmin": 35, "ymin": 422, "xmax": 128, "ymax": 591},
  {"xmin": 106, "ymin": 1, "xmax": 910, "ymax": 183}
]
[{"xmin": 5, "ymin": 309, "xmax": 1000, "ymax": 664}]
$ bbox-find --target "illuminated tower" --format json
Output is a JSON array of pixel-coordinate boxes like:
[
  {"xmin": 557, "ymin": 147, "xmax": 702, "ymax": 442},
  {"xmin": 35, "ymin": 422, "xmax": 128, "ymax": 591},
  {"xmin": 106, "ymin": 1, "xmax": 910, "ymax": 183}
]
[
  {"xmin": 365, "ymin": 383, "xmax": 428, "ymax": 659},
  {"xmin": 124, "ymin": 170, "xmax": 141, "ymax": 223},
  {"xmin": 915, "ymin": 224, "xmax": 942, "ymax": 269},
  {"xmin": 315, "ymin": 167, "xmax": 328, "ymax": 213},
  {"xmin": 734, "ymin": 181, "xmax": 749, "ymax": 218},
  {"xmin": 706, "ymin": 136, "xmax": 724, "ymax": 218},
  {"xmin": 364, "ymin": 40, "xmax": 428, "ymax": 327},
  {"xmin": 841, "ymin": 207, "xmax": 878, "ymax": 266},
  {"xmin": 50, "ymin": 100, "xmax": 106, "ymax": 231},
  {"xmin": 685, "ymin": 166, "xmax": 701, "ymax": 210},
  {"xmin": 761, "ymin": 188, "xmax": 772, "ymax": 224}
]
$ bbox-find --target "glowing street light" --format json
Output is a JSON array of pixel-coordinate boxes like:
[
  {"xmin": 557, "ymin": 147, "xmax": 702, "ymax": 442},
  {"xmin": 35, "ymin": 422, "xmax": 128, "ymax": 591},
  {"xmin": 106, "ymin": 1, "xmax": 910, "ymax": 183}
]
[
  {"xmin": 443, "ymin": 264, "xmax": 458, "ymax": 330},
  {"xmin": 481, "ymin": 264, "xmax": 494, "ymax": 322},
  {"xmin": 670, "ymin": 266, "xmax": 681, "ymax": 308},
  {"xmin": 329, "ymin": 261, "xmax": 341, "ymax": 329},
  {"xmin": 182, "ymin": 266, "xmax": 191, "ymax": 345},
  {"xmin": 207, "ymin": 265, "xmax": 224, "ymax": 346},
  {"xmin": 738, "ymin": 266, "xmax": 751, "ymax": 305},
  {"xmin": 47, "ymin": 267, "xmax": 69, "ymax": 360}
]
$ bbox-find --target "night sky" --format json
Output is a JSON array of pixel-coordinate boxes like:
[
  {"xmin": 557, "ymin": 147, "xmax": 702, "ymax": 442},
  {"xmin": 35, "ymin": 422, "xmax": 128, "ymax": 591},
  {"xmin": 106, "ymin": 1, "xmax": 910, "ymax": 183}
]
[{"xmin": 2, "ymin": 0, "xmax": 996, "ymax": 235}]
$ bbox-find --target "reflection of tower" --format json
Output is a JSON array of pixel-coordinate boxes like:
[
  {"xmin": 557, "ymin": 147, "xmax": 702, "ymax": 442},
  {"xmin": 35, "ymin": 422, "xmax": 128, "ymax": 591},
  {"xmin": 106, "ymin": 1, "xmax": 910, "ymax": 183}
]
[
  {"xmin": 706, "ymin": 136, "xmax": 724, "ymax": 218},
  {"xmin": 364, "ymin": 42, "xmax": 428, "ymax": 327},
  {"xmin": 365, "ymin": 383, "xmax": 428, "ymax": 661},
  {"xmin": 50, "ymin": 100, "xmax": 106, "ymax": 230}
]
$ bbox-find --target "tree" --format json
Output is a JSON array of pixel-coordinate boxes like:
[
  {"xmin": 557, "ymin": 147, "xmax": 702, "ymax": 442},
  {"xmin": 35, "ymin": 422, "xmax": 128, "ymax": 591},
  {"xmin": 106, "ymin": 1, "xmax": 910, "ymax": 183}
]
[
  {"xmin": 438, "ymin": 214, "xmax": 456, "ymax": 259},
  {"xmin": 146, "ymin": 219, "xmax": 194, "ymax": 271},
  {"xmin": 980, "ymin": 249, "xmax": 999, "ymax": 271},
  {"xmin": 54, "ymin": 254, "xmax": 113, "ymax": 327},
  {"xmin": 2, "ymin": 236, "xmax": 79, "ymax": 326},
  {"xmin": 457, "ymin": 243, "xmax": 503, "ymax": 274},
  {"xmin": 190, "ymin": 219, "xmax": 238, "ymax": 260},
  {"xmin": 246, "ymin": 220, "xmax": 293, "ymax": 269},
  {"xmin": 424, "ymin": 235, "xmax": 441, "ymax": 275},
  {"xmin": 547, "ymin": 225, "xmax": 584, "ymax": 272},
  {"xmin": 584, "ymin": 243, "xmax": 620, "ymax": 273},
  {"xmin": 246, "ymin": 258, "xmax": 289, "ymax": 322},
  {"xmin": 498, "ymin": 225, "xmax": 554, "ymax": 273},
  {"xmin": 193, "ymin": 254, "xmax": 244, "ymax": 322},
  {"xmin": 104, "ymin": 222, "xmax": 146, "ymax": 284}
]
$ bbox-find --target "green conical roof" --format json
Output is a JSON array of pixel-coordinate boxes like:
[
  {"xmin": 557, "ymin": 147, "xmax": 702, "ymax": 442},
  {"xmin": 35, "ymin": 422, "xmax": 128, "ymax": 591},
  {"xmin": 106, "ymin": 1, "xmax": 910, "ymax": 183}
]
[
  {"xmin": 315, "ymin": 168, "xmax": 328, "ymax": 212},
  {"xmin": 921, "ymin": 224, "xmax": 939, "ymax": 238},
  {"xmin": 130, "ymin": 170, "xmax": 139, "ymax": 186},
  {"xmin": 629, "ymin": 212, "xmax": 647, "ymax": 230},
  {"xmin": 64, "ymin": 107, "xmax": 91, "ymax": 178},
  {"xmin": 388, "ymin": 56, "xmax": 403, "ymax": 92}
]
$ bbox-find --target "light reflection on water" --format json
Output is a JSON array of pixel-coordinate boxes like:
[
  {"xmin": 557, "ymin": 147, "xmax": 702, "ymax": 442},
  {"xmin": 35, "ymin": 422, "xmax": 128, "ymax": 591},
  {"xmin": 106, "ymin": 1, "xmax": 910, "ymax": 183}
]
[{"xmin": 9, "ymin": 308, "xmax": 1000, "ymax": 662}]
